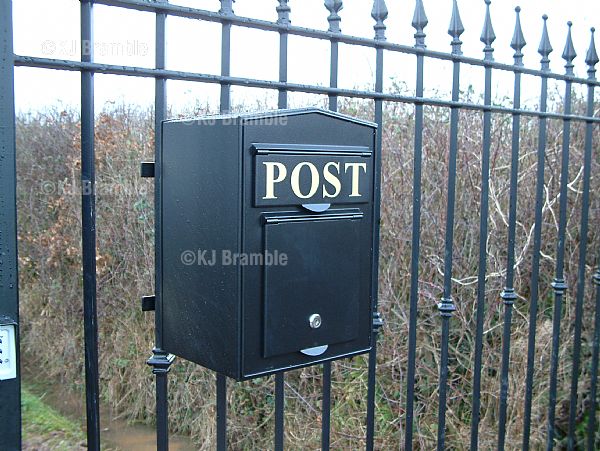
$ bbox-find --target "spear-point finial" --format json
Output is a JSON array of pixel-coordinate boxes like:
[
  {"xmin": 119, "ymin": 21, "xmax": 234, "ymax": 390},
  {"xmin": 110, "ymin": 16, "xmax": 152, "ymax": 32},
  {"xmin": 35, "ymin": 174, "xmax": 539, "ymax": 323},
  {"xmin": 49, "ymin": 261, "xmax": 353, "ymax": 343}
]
[
  {"xmin": 412, "ymin": 0, "xmax": 428, "ymax": 48},
  {"xmin": 372, "ymin": 0, "xmax": 388, "ymax": 41},
  {"xmin": 586, "ymin": 27, "xmax": 599, "ymax": 79},
  {"xmin": 562, "ymin": 21, "xmax": 577, "ymax": 75},
  {"xmin": 219, "ymin": 0, "xmax": 234, "ymax": 15},
  {"xmin": 538, "ymin": 15, "xmax": 553, "ymax": 71},
  {"xmin": 480, "ymin": 0, "xmax": 496, "ymax": 61},
  {"xmin": 448, "ymin": 0, "xmax": 465, "ymax": 55},
  {"xmin": 325, "ymin": 0, "xmax": 343, "ymax": 33},
  {"xmin": 277, "ymin": 0, "xmax": 291, "ymax": 25},
  {"xmin": 511, "ymin": 6, "xmax": 526, "ymax": 66}
]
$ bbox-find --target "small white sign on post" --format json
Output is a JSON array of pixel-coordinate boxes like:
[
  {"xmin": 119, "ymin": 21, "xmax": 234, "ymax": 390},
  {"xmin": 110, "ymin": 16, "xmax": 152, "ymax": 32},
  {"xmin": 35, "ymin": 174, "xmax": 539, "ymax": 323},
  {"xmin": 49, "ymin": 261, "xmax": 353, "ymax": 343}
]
[{"xmin": 0, "ymin": 324, "xmax": 17, "ymax": 381}]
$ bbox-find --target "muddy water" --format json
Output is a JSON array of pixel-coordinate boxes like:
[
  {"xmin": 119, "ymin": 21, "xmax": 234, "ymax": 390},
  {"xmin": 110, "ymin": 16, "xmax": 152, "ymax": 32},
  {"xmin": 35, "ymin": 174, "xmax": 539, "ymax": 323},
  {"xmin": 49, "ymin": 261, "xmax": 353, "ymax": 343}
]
[
  {"xmin": 27, "ymin": 377, "xmax": 196, "ymax": 451},
  {"xmin": 101, "ymin": 422, "xmax": 195, "ymax": 451}
]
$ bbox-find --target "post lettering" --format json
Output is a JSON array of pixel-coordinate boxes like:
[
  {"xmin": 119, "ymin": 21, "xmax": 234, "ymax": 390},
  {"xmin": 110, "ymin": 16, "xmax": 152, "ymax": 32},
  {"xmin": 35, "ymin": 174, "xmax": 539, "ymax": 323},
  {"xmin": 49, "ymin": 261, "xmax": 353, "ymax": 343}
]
[
  {"xmin": 322, "ymin": 162, "xmax": 341, "ymax": 198},
  {"xmin": 290, "ymin": 162, "xmax": 319, "ymax": 199},
  {"xmin": 344, "ymin": 162, "xmax": 367, "ymax": 197},
  {"xmin": 263, "ymin": 162, "xmax": 287, "ymax": 199}
]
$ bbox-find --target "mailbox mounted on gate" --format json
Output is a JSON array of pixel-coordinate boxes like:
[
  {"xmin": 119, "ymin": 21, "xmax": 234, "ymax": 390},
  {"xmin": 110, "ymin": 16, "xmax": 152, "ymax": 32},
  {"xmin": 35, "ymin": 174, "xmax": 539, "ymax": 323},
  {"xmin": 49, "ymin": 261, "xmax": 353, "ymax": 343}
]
[{"xmin": 155, "ymin": 108, "xmax": 381, "ymax": 380}]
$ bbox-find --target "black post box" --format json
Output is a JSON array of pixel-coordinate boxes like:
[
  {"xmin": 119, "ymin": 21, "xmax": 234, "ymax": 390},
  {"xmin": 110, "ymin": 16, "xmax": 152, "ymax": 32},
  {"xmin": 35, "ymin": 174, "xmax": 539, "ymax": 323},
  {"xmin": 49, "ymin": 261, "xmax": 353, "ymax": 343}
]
[{"xmin": 158, "ymin": 108, "xmax": 380, "ymax": 380}]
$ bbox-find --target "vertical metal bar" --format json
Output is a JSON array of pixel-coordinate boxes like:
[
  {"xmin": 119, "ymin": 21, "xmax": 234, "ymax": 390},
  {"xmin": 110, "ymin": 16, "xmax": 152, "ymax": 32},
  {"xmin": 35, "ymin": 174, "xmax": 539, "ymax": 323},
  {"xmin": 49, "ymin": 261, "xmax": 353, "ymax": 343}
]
[
  {"xmin": 325, "ymin": 0, "xmax": 342, "ymax": 115},
  {"xmin": 321, "ymin": 4, "xmax": 341, "ymax": 448},
  {"xmin": 0, "ymin": 1, "xmax": 21, "ymax": 449},
  {"xmin": 587, "ymin": 267, "xmax": 600, "ymax": 451},
  {"xmin": 437, "ymin": 4, "xmax": 463, "ymax": 447},
  {"xmin": 522, "ymin": 16, "xmax": 552, "ymax": 450},
  {"xmin": 469, "ymin": 63, "xmax": 492, "ymax": 451},
  {"xmin": 277, "ymin": 33, "xmax": 287, "ymax": 108},
  {"xmin": 366, "ymin": 2, "xmax": 387, "ymax": 443},
  {"xmin": 274, "ymin": 3, "xmax": 290, "ymax": 450},
  {"xmin": 217, "ymin": 3, "xmax": 233, "ymax": 449},
  {"xmin": 365, "ymin": 43, "xmax": 384, "ymax": 451},
  {"xmin": 497, "ymin": 22, "xmax": 524, "ymax": 451},
  {"xmin": 220, "ymin": 33, "xmax": 231, "ymax": 109},
  {"xmin": 154, "ymin": 372, "xmax": 169, "ymax": 450},
  {"xmin": 365, "ymin": 336, "xmax": 378, "ymax": 451},
  {"xmin": 274, "ymin": 373, "xmax": 284, "ymax": 451},
  {"xmin": 545, "ymin": 23, "xmax": 577, "ymax": 451},
  {"xmin": 403, "ymin": 49, "xmax": 423, "ymax": 451},
  {"xmin": 546, "ymin": 22, "xmax": 576, "ymax": 451},
  {"xmin": 216, "ymin": 372, "xmax": 227, "ymax": 451},
  {"xmin": 80, "ymin": 2, "xmax": 101, "ymax": 449},
  {"xmin": 405, "ymin": 2, "xmax": 427, "ymax": 446},
  {"xmin": 568, "ymin": 28, "xmax": 598, "ymax": 451},
  {"xmin": 585, "ymin": 29, "xmax": 600, "ymax": 450},
  {"xmin": 154, "ymin": 0, "xmax": 167, "ymax": 354},
  {"xmin": 567, "ymin": 97, "xmax": 592, "ymax": 447},
  {"xmin": 470, "ymin": 3, "xmax": 495, "ymax": 446},
  {"xmin": 146, "ymin": 1, "xmax": 174, "ymax": 451},
  {"xmin": 437, "ymin": 58, "xmax": 460, "ymax": 451},
  {"xmin": 404, "ymin": 46, "xmax": 424, "ymax": 449},
  {"xmin": 277, "ymin": 0, "xmax": 289, "ymax": 110},
  {"xmin": 497, "ymin": 9, "xmax": 525, "ymax": 450},
  {"xmin": 220, "ymin": 1, "xmax": 232, "ymax": 113},
  {"xmin": 321, "ymin": 363, "xmax": 332, "ymax": 450},
  {"xmin": 328, "ymin": 40, "xmax": 338, "ymax": 112}
]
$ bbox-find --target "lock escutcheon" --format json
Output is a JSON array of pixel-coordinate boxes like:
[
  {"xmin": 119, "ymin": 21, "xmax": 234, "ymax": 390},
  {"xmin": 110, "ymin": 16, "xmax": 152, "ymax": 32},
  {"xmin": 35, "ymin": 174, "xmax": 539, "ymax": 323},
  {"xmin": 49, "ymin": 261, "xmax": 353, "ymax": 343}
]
[{"xmin": 309, "ymin": 314, "xmax": 322, "ymax": 329}]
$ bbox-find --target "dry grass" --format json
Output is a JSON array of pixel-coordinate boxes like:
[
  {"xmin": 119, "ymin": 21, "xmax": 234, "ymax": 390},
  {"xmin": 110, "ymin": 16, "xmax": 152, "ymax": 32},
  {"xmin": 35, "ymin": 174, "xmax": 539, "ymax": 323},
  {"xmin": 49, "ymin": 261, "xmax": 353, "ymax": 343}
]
[{"xmin": 16, "ymin": 90, "xmax": 600, "ymax": 449}]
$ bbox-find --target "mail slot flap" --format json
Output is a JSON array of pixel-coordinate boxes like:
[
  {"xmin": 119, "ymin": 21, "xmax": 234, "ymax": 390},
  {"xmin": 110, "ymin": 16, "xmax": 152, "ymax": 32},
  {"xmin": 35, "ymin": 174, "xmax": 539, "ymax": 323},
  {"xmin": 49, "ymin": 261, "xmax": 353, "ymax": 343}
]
[
  {"xmin": 252, "ymin": 143, "xmax": 372, "ymax": 157},
  {"xmin": 253, "ymin": 143, "xmax": 373, "ymax": 208},
  {"xmin": 263, "ymin": 211, "xmax": 363, "ymax": 358}
]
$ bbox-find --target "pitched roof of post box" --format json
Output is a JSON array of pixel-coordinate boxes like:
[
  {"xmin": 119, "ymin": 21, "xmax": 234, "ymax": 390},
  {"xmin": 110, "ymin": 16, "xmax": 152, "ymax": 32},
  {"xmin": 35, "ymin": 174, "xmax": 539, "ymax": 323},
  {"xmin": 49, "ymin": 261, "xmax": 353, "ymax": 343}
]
[{"xmin": 164, "ymin": 107, "xmax": 378, "ymax": 129}]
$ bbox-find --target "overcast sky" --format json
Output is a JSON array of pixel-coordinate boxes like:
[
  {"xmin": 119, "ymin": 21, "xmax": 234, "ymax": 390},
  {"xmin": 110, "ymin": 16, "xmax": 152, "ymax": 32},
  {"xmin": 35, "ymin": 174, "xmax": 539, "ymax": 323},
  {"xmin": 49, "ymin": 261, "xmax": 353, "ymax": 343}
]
[{"xmin": 12, "ymin": 0, "xmax": 600, "ymax": 114}]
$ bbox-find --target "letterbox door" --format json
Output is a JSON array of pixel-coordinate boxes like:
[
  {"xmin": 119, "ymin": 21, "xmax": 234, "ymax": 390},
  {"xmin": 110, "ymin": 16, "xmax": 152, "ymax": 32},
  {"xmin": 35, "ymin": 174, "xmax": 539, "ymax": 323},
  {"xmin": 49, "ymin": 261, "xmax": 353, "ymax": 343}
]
[{"xmin": 262, "ymin": 211, "xmax": 363, "ymax": 358}]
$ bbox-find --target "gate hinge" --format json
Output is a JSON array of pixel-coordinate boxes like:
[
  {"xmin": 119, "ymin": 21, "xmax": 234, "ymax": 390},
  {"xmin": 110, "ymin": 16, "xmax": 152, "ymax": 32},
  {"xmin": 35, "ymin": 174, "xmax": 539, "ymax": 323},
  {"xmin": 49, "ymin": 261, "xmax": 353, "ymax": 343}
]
[
  {"xmin": 372, "ymin": 312, "xmax": 384, "ymax": 333},
  {"xmin": 140, "ymin": 161, "xmax": 155, "ymax": 178},
  {"xmin": 142, "ymin": 295, "xmax": 156, "ymax": 312}
]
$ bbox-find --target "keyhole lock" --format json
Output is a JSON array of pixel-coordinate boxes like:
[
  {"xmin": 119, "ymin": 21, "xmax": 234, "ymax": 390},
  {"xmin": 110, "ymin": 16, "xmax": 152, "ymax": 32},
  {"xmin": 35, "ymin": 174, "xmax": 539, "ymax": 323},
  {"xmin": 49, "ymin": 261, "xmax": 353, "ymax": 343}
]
[{"xmin": 309, "ymin": 314, "xmax": 322, "ymax": 329}]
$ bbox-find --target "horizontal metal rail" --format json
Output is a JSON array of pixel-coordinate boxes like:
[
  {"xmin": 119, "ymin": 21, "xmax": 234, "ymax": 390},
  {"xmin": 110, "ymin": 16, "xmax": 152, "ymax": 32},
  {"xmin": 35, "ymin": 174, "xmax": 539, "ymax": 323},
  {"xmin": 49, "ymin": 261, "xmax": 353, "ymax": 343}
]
[
  {"xmin": 92, "ymin": 0, "xmax": 600, "ymax": 88},
  {"xmin": 13, "ymin": 56, "xmax": 600, "ymax": 123}
]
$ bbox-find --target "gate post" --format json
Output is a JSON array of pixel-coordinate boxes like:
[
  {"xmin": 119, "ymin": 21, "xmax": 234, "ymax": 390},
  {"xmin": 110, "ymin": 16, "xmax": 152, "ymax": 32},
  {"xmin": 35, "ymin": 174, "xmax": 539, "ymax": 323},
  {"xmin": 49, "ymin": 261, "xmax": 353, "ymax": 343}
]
[
  {"xmin": 146, "ymin": 2, "xmax": 175, "ymax": 451},
  {"xmin": 0, "ymin": 0, "xmax": 21, "ymax": 449}
]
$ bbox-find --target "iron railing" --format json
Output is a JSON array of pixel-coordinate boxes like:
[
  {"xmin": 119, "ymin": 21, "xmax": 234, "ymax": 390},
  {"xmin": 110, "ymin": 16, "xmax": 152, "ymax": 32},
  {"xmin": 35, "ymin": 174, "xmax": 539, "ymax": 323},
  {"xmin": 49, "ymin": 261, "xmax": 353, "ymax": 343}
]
[
  {"xmin": 0, "ymin": 0, "xmax": 21, "ymax": 448},
  {"xmin": 1, "ymin": 0, "xmax": 599, "ymax": 450}
]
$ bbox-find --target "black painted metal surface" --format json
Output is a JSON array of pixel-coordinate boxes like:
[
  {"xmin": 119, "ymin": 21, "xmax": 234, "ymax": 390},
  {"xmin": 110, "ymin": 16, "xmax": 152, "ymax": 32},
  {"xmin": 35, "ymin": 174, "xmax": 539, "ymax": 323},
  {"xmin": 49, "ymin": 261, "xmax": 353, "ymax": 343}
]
[
  {"xmin": 0, "ymin": 1, "xmax": 20, "ymax": 449},
  {"xmin": 275, "ymin": 4, "xmax": 289, "ymax": 449},
  {"xmin": 496, "ymin": 9, "xmax": 525, "ymax": 451},
  {"xmin": 567, "ymin": 29, "xmax": 598, "ymax": 451},
  {"xmin": 158, "ymin": 109, "xmax": 379, "ymax": 380},
  {"xmin": 80, "ymin": 1, "xmax": 101, "ymax": 449},
  {"xmin": 522, "ymin": 15, "xmax": 552, "ymax": 451},
  {"xmin": 404, "ymin": 3, "xmax": 426, "ymax": 448},
  {"xmin": 145, "ymin": 2, "xmax": 174, "ymax": 450},
  {"xmin": 436, "ymin": 3, "xmax": 462, "ymax": 448},
  {"xmin": 366, "ymin": 3, "xmax": 386, "ymax": 449},
  {"xmin": 546, "ymin": 22, "xmax": 577, "ymax": 451},
  {"xmin": 470, "ymin": 3, "xmax": 494, "ymax": 448}
]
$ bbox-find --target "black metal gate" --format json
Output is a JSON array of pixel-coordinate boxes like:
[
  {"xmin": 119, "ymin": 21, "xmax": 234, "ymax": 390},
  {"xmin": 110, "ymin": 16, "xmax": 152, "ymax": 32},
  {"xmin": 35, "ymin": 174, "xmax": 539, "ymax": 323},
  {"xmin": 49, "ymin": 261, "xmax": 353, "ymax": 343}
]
[{"xmin": 1, "ymin": 0, "xmax": 599, "ymax": 450}]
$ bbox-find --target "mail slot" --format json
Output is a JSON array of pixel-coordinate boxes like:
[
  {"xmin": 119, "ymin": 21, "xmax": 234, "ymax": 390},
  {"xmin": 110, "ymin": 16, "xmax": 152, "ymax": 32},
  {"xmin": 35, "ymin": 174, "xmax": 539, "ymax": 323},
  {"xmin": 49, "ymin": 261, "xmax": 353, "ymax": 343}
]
[{"xmin": 158, "ymin": 108, "xmax": 380, "ymax": 380}]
